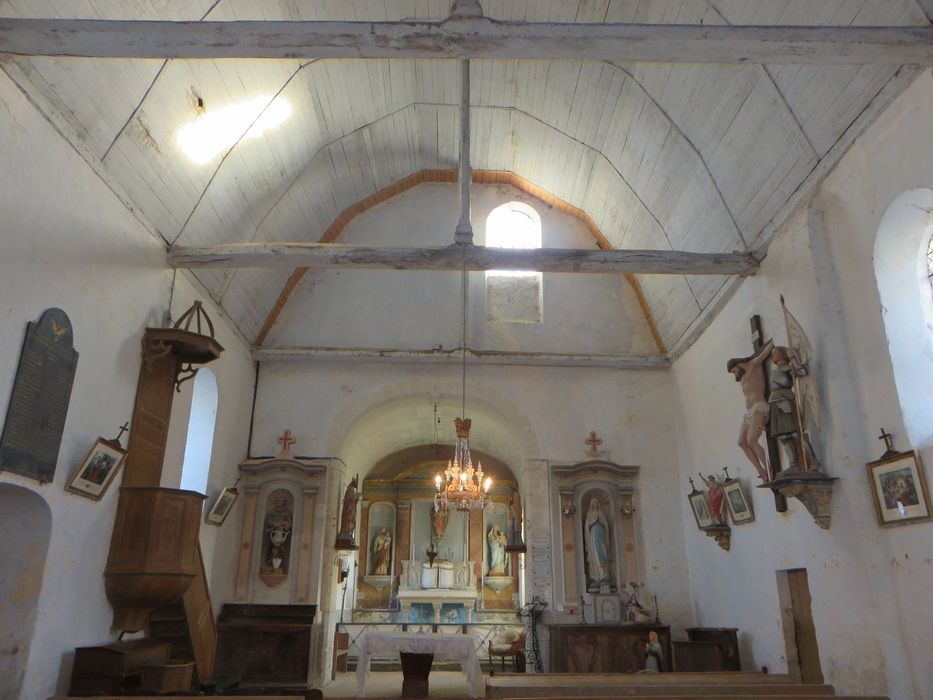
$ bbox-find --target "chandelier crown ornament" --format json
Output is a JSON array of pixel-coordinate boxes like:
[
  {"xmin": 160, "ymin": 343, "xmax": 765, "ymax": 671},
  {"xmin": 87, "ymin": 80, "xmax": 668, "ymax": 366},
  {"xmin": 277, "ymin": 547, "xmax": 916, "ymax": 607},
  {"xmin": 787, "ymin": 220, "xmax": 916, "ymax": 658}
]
[{"xmin": 434, "ymin": 416, "xmax": 491, "ymax": 512}]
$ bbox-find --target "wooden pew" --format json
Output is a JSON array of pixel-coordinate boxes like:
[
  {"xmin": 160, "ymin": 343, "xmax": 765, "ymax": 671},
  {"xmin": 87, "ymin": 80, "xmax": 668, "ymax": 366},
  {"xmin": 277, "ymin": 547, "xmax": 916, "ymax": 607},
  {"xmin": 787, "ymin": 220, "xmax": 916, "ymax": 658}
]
[
  {"xmin": 492, "ymin": 686, "xmax": 835, "ymax": 697},
  {"xmin": 496, "ymin": 697, "xmax": 887, "ymax": 700},
  {"xmin": 487, "ymin": 673, "xmax": 794, "ymax": 698}
]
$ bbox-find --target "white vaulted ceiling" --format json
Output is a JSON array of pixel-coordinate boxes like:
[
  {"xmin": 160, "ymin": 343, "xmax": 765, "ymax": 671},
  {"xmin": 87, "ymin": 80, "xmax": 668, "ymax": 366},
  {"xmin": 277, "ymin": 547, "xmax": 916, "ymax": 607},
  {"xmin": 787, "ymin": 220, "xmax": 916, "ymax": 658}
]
[{"xmin": 1, "ymin": 0, "xmax": 929, "ymax": 354}]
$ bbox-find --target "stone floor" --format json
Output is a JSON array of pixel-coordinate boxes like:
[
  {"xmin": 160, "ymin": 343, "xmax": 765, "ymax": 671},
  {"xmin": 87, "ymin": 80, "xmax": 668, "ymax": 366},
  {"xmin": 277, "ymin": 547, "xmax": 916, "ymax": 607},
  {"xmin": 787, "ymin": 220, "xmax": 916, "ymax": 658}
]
[{"xmin": 324, "ymin": 670, "xmax": 480, "ymax": 698}]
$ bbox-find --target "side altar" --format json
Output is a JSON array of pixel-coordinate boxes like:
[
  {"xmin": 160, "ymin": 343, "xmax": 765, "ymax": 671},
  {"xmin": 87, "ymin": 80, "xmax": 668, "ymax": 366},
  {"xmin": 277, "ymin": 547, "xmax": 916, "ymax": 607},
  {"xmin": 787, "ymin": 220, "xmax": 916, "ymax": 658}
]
[{"xmin": 549, "ymin": 624, "xmax": 671, "ymax": 673}]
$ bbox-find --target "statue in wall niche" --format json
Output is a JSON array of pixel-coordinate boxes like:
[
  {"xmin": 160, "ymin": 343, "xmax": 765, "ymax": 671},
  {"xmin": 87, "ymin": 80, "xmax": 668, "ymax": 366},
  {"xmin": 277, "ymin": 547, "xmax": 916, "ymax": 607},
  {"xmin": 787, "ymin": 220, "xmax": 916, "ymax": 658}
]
[
  {"xmin": 727, "ymin": 338, "xmax": 774, "ymax": 482},
  {"xmin": 584, "ymin": 497, "xmax": 612, "ymax": 590},
  {"xmin": 371, "ymin": 527, "xmax": 392, "ymax": 576},
  {"xmin": 335, "ymin": 475, "xmax": 360, "ymax": 550},
  {"xmin": 487, "ymin": 524, "xmax": 508, "ymax": 576},
  {"xmin": 259, "ymin": 489, "xmax": 293, "ymax": 587}
]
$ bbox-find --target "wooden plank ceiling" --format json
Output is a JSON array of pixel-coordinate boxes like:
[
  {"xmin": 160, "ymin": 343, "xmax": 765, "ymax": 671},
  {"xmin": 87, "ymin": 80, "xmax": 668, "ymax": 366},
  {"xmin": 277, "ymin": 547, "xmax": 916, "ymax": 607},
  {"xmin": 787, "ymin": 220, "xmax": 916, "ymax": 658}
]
[{"xmin": 0, "ymin": 0, "xmax": 928, "ymax": 357}]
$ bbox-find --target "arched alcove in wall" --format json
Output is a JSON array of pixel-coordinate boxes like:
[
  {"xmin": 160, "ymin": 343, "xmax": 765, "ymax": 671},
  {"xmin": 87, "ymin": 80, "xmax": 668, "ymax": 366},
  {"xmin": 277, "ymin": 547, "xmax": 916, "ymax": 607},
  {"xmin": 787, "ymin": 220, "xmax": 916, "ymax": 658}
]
[
  {"xmin": 0, "ymin": 484, "xmax": 52, "ymax": 700},
  {"xmin": 873, "ymin": 188, "xmax": 933, "ymax": 449}
]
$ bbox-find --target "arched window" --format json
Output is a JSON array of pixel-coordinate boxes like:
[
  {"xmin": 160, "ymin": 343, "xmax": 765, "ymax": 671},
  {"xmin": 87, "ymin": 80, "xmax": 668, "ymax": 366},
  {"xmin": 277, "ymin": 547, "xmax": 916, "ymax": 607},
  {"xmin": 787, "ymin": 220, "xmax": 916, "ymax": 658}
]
[
  {"xmin": 485, "ymin": 202, "xmax": 543, "ymax": 323},
  {"xmin": 873, "ymin": 189, "xmax": 933, "ymax": 449},
  {"xmin": 179, "ymin": 368, "xmax": 218, "ymax": 494}
]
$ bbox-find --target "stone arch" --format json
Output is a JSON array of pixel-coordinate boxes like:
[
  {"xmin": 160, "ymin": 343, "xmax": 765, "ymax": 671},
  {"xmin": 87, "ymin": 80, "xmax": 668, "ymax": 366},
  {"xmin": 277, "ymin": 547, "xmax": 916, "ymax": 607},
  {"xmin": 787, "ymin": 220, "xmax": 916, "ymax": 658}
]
[
  {"xmin": 0, "ymin": 484, "xmax": 52, "ymax": 700},
  {"xmin": 326, "ymin": 377, "xmax": 541, "ymax": 478},
  {"xmin": 873, "ymin": 188, "xmax": 933, "ymax": 449}
]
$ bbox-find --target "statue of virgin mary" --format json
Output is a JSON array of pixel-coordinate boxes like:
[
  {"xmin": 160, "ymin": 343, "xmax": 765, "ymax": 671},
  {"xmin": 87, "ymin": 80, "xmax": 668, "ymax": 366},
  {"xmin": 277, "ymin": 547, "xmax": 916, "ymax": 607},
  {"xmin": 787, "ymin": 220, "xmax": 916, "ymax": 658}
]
[{"xmin": 584, "ymin": 497, "xmax": 611, "ymax": 588}]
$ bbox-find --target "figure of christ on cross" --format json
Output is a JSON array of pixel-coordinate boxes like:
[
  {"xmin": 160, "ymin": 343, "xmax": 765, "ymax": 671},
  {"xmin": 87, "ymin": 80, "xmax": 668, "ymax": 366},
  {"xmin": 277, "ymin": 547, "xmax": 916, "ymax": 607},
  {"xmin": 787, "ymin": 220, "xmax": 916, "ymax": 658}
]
[{"xmin": 726, "ymin": 338, "xmax": 774, "ymax": 482}]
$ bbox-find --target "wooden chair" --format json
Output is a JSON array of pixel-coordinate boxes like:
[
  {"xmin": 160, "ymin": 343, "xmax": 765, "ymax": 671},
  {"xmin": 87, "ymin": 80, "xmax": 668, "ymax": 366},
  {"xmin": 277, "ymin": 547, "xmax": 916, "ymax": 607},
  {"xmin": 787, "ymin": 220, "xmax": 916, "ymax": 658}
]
[{"xmin": 488, "ymin": 631, "xmax": 527, "ymax": 676}]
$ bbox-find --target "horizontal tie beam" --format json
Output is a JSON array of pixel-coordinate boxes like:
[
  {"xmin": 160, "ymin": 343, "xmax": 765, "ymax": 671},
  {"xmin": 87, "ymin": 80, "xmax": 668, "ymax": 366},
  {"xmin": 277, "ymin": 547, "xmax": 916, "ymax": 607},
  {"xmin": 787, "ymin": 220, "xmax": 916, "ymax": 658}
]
[
  {"xmin": 168, "ymin": 243, "xmax": 759, "ymax": 276},
  {"xmin": 1, "ymin": 19, "xmax": 931, "ymax": 65}
]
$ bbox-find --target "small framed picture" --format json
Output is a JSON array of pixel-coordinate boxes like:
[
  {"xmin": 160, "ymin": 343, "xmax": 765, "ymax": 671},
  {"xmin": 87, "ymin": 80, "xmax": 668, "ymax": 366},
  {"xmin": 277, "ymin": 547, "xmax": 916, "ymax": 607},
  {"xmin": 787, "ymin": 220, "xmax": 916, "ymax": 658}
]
[
  {"xmin": 688, "ymin": 491, "xmax": 714, "ymax": 528},
  {"xmin": 867, "ymin": 451, "xmax": 931, "ymax": 527},
  {"xmin": 206, "ymin": 487, "xmax": 239, "ymax": 525},
  {"xmin": 723, "ymin": 480, "xmax": 755, "ymax": 525},
  {"xmin": 66, "ymin": 438, "xmax": 126, "ymax": 500}
]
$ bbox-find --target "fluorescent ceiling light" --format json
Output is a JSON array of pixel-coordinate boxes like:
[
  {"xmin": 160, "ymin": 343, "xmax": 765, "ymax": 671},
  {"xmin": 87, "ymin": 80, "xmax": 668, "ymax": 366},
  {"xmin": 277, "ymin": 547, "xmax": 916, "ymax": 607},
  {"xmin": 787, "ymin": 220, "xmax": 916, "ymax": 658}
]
[{"xmin": 177, "ymin": 95, "xmax": 292, "ymax": 164}]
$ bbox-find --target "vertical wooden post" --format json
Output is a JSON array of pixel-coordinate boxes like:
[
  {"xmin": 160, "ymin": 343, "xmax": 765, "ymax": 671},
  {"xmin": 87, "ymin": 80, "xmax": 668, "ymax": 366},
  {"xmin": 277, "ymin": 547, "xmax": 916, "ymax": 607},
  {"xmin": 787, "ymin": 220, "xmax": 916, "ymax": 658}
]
[{"xmin": 751, "ymin": 315, "xmax": 787, "ymax": 512}]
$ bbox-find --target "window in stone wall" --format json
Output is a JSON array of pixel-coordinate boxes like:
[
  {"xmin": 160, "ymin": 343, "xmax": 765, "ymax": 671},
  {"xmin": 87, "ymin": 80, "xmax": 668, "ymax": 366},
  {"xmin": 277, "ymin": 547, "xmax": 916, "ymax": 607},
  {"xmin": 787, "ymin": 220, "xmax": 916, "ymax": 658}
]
[
  {"xmin": 485, "ymin": 202, "xmax": 543, "ymax": 324},
  {"xmin": 179, "ymin": 367, "xmax": 218, "ymax": 494},
  {"xmin": 927, "ymin": 232, "xmax": 933, "ymax": 290}
]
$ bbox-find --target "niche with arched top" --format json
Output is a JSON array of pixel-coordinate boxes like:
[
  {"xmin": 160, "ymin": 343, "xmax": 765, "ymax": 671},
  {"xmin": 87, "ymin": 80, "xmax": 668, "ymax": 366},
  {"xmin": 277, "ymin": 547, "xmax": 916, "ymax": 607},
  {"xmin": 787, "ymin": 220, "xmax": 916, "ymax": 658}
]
[{"xmin": 0, "ymin": 484, "xmax": 52, "ymax": 700}]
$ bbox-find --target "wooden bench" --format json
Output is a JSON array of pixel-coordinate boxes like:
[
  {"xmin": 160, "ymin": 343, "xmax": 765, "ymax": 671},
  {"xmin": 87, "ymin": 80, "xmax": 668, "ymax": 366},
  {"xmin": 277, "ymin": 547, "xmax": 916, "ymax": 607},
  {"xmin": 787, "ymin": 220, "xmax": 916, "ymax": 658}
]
[
  {"xmin": 487, "ymin": 673, "xmax": 794, "ymax": 698},
  {"xmin": 492, "ymin": 686, "xmax": 835, "ymax": 697},
  {"xmin": 497, "ymin": 696, "xmax": 888, "ymax": 700}
]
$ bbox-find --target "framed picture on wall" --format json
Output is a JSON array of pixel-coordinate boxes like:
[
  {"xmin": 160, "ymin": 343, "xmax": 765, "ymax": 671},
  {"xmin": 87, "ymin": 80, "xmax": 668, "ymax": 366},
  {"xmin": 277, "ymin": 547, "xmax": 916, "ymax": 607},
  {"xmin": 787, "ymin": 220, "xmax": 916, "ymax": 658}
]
[
  {"xmin": 205, "ymin": 487, "xmax": 239, "ymax": 525},
  {"xmin": 723, "ymin": 480, "xmax": 755, "ymax": 525},
  {"xmin": 65, "ymin": 437, "xmax": 126, "ymax": 500},
  {"xmin": 867, "ymin": 451, "xmax": 931, "ymax": 527},
  {"xmin": 688, "ymin": 490, "xmax": 714, "ymax": 529}
]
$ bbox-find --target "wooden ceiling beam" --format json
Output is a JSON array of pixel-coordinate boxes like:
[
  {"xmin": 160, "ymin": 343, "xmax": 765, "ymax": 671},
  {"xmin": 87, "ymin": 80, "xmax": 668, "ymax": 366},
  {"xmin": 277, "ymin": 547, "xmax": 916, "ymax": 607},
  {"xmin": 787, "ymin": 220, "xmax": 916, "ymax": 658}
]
[
  {"xmin": 168, "ymin": 242, "xmax": 759, "ymax": 276},
  {"xmin": 1, "ymin": 18, "xmax": 931, "ymax": 65},
  {"xmin": 252, "ymin": 345, "xmax": 670, "ymax": 370}
]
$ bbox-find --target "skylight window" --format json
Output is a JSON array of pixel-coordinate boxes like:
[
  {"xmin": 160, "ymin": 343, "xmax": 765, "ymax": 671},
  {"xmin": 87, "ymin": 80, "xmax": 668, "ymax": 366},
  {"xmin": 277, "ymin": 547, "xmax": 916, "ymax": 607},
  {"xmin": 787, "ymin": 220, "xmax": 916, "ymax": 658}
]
[{"xmin": 176, "ymin": 95, "xmax": 292, "ymax": 165}]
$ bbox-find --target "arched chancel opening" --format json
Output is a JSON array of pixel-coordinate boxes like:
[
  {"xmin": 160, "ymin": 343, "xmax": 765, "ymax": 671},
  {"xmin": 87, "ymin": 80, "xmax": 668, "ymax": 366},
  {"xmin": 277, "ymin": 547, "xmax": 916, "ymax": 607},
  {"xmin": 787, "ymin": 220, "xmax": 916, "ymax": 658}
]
[
  {"xmin": 0, "ymin": 484, "xmax": 52, "ymax": 700},
  {"xmin": 873, "ymin": 188, "xmax": 933, "ymax": 449}
]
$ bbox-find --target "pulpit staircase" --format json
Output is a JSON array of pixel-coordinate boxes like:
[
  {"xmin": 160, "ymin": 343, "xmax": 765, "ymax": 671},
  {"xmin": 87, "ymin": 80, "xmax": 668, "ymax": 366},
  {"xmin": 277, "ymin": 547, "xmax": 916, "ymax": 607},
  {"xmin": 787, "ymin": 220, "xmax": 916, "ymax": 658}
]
[
  {"xmin": 146, "ymin": 545, "xmax": 217, "ymax": 686},
  {"xmin": 486, "ymin": 672, "xmax": 890, "ymax": 700}
]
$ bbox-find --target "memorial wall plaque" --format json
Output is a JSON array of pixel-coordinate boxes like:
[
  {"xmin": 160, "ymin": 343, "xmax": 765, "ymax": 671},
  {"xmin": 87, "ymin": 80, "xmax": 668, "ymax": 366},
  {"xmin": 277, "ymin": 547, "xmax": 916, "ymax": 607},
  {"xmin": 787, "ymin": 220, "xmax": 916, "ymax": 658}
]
[{"xmin": 0, "ymin": 308, "xmax": 78, "ymax": 483}]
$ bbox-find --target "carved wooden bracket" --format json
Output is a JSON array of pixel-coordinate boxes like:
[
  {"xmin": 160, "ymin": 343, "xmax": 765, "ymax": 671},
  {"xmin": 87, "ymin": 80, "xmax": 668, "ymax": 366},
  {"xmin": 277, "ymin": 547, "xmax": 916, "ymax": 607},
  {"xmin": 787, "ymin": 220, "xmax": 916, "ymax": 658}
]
[
  {"xmin": 762, "ymin": 470, "xmax": 837, "ymax": 529},
  {"xmin": 702, "ymin": 524, "xmax": 731, "ymax": 551}
]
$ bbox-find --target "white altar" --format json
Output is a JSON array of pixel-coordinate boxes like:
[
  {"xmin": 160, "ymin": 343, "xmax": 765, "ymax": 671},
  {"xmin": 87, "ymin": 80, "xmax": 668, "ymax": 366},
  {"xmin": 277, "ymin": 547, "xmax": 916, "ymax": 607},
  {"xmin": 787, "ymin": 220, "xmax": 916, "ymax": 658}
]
[
  {"xmin": 397, "ymin": 559, "xmax": 479, "ymax": 623},
  {"xmin": 356, "ymin": 632, "xmax": 483, "ymax": 698}
]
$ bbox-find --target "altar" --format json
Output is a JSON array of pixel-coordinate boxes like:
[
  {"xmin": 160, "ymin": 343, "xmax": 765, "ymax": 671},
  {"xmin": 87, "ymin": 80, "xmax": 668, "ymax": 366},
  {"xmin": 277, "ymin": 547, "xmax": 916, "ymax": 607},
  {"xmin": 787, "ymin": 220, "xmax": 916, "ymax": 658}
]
[
  {"xmin": 396, "ymin": 559, "xmax": 479, "ymax": 623},
  {"xmin": 356, "ymin": 632, "xmax": 483, "ymax": 698}
]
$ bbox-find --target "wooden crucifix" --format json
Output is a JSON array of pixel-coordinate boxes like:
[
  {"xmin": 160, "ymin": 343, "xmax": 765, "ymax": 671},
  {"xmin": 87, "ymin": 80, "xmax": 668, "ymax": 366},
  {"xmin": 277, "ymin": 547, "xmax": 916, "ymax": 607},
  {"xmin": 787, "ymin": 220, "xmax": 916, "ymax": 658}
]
[{"xmin": 751, "ymin": 315, "xmax": 787, "ymax": 512}]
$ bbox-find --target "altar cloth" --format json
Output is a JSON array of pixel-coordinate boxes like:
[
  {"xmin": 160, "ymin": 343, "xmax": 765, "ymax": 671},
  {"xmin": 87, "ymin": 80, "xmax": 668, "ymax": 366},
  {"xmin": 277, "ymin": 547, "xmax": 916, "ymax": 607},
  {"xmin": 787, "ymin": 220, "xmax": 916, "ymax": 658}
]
[{"xmin": 355, "ymin": 632, "xmax": 483, "ymax": 697}]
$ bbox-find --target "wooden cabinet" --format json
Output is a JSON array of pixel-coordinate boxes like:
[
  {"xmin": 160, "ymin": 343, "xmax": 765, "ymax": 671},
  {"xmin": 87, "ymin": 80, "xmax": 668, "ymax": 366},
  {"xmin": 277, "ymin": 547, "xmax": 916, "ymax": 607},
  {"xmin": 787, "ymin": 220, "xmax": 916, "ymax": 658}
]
[
  {"xmin": 549, "ymin": 624, "xmax": 671, "ymax": 673},
  {"xmin": 214, "ymin": 604, "xmax": 318, "ymax": 685}
]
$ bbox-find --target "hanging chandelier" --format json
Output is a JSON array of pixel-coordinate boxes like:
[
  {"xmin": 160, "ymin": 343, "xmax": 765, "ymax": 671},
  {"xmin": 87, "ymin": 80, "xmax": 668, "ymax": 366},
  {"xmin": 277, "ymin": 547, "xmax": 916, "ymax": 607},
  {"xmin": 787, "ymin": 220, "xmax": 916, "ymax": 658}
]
[
  {"xmin": 432, "ymin": 59, "xmax": 490, "ymax": 513},
  {"xmin": 435, "ymin": 417, "xmax": 491, "ymax": 511}
]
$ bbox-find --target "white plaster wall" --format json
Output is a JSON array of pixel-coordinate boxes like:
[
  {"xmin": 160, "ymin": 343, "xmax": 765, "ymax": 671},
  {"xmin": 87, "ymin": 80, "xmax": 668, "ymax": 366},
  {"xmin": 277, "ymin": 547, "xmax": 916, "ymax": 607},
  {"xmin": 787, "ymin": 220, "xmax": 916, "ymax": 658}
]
[
  {"xmin": 267, "ymin": 183, "xmax": 660, "ymax": 356},
  {"xmin": 671, "ymin": 69, "xmax": 933, "ymax": 700},
  {"xmin": 0, "ymin": 69, "xmax": 253, "ymax": 698}
]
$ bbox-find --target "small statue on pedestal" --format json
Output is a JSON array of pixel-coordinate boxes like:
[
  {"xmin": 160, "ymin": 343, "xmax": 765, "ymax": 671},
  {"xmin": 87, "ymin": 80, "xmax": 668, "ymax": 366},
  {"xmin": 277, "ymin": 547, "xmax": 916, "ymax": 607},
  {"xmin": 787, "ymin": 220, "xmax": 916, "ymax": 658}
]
[{"xmin": 334, "ymin": 475, "xmax": 360, "ymax": 550}]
